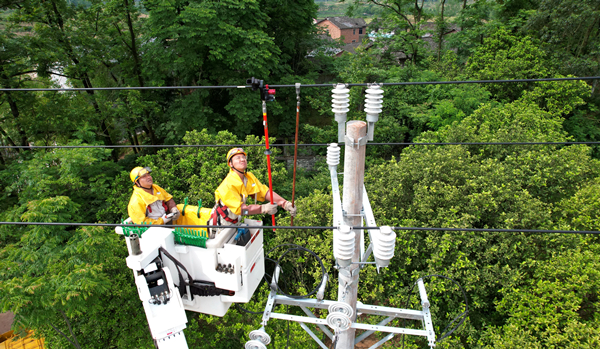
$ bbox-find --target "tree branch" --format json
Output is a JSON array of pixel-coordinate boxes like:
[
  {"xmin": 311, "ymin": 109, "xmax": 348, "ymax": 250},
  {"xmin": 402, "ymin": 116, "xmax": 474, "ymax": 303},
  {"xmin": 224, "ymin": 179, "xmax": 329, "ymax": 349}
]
[
  {"xmin": 49, "ymin": 323, "xmax": 79, "ymax": 349},
  {"xmin": 60, "ymin": 310, "xmax": 82, "ymax": 349},
  {"xmin": 112, "ymin": 22, "xmax": 133, "ymax": 51},
  {"xmin": 369, "ymin": 0, "xmax": 414, "ymax": 29}
]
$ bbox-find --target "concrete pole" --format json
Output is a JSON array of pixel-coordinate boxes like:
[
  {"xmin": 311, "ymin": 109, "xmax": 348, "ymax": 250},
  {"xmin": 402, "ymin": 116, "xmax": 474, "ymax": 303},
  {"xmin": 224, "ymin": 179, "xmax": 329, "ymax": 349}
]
[{"xmin": 337, "ymin": 121, "xmax": 367, "ymax": 348}]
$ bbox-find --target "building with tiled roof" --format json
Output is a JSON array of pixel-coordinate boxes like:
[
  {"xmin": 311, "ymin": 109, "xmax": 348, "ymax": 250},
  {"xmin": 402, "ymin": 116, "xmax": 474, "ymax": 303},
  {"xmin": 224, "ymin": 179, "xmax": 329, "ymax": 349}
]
[{"xmin": 316, "ymin": 17, "xmax": 367, "ymax": 44}]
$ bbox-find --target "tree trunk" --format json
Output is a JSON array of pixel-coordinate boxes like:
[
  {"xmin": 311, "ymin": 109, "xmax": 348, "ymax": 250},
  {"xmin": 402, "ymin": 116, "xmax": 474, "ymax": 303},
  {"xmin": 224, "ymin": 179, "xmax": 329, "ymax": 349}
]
[
  {"xmin": 47, "ymin": 0, "xmax": 118, "ymax": 160},
  {"xmin": 0, "ymin": 124, "xmax": 18, "ymax": 148},
  {"xmin": 578, "ymin": 17, "xmax": 599, "ymax": 57},
  {"xmin": 128, "ymin": 130, "xmax": 139, "ymax": 154},
  {"xmin": 122, "ymin": 0, "xmax": 157, "ymax": 145},
  {"xmin": 438, "ymin": 0, "xmax": 447, "ymax": 62},
  {"xmin": 4, "ymin": 91, "xmax": 29, "ymax": 147}
]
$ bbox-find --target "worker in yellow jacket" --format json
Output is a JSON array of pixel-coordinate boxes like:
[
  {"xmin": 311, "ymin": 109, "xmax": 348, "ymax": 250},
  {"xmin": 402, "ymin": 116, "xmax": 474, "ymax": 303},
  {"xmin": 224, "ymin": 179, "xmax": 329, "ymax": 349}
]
[
  {"xmin": 210, "ymin": 148, "xmax": 296, "ymax": 233},
  {"xmin": 128, "ymin": 167, "xmax": 181, "ymax": 225}
]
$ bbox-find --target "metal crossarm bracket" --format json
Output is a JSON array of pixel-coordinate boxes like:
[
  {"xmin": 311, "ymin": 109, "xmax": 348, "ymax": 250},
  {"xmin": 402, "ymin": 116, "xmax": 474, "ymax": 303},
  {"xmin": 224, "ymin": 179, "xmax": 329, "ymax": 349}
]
[
  {"xmin": 361, "ymin": 185, "xmax": 378, "ymax": 265},
  {"xmin": 257, "ymin": 295, "xmax": 436, "ymax": 346},
  {"xmin": 344, "ymin": 135, "xmax": 368, "ymax": 148}
]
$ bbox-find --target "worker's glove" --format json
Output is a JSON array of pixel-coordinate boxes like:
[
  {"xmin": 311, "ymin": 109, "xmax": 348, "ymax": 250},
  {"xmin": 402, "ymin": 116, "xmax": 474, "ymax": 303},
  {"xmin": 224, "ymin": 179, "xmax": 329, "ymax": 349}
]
[
  {"xmin": 170, "ymin": 207, "xmax": 181, "ymax": 221},
  {"xmin": 283, "ymin": 201, "xmax": 297, "ymax": 217},
  {"xmin": 161, "ymin": 213, "xmax": 173, "ymax": 224},
  {"xmin": 261, "ymin": 203, "xmax": 278, "ymax": 215}
]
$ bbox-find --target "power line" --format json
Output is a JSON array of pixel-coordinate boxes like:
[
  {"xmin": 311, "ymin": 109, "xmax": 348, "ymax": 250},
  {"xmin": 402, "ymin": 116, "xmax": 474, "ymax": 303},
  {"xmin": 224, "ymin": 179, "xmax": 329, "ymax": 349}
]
[
  {"xmin": 2, "ymin": 76, "xmax": 598, "ymax": 92},
  {"xmin": 1, "ymin": 221, "xmax": 598, "ymax": 234},
  {"xmin": 1, "ymin": 141, "xmax": 600, "ymax": 150}
]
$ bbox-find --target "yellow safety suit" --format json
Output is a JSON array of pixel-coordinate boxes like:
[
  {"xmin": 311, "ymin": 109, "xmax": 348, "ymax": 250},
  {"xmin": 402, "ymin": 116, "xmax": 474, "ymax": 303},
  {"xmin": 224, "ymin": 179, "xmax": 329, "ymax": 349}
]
[
  {"xmin": 214, "ymin": 169, "xmax": 269, "ymax": 216},
  {"xmin": 128, "ymin": 184, "xmax": 173, "ymax": 224}
]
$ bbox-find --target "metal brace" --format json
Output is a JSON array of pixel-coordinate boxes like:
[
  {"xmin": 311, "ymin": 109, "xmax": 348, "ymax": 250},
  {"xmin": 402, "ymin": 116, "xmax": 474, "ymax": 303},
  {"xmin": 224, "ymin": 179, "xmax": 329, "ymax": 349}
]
[
  {"xmin": 342, "ymin": 209, "xmax": 365, "ymax": 218},
  {"xmin": 338, "ymin": 267, "xmax": 360, "ymax": 287},
  {"xmin": 345, "ymin": 135, "xmax": 368, "ymax": 149}
]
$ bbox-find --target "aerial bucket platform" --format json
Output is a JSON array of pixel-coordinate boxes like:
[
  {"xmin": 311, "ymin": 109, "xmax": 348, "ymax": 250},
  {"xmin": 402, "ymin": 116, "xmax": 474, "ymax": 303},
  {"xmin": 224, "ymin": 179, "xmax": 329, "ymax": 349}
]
[{"xmin": 116, "ymin": 214, "xmax": 265, "ymax": 349}]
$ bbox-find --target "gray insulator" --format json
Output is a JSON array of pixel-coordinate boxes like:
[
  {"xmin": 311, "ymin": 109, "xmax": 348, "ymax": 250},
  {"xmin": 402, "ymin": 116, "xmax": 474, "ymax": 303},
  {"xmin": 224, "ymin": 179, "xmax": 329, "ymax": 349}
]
[{"xmin": 130, "ymin": 234, "xmax": 142, "ymax": 255}]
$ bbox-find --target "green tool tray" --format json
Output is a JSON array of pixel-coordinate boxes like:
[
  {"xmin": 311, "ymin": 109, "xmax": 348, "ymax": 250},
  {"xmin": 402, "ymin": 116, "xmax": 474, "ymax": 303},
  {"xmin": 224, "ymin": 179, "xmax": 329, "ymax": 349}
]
[
  {"xmin": 173, "ymin": 228, "xmax": 209, "ymax": 248},
  {"xmin": 121, "ymin": 221, "xmax": 151, "ymax": 237}
]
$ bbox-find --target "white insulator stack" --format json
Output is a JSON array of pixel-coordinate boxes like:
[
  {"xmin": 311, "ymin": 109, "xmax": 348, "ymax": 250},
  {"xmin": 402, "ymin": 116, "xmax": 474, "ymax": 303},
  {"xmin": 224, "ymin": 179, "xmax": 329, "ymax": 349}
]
[
  {"xmin": 245, "ymin": 340, "xmax": 267, "ymax": 349},
  {"xmin": 326, "ymin": 302, "xmax": 354, "ymax": 332},
  {"xmin": 364, "ymin": 85, "xmax": 384, "ymax": 141},
  {"xmin": 372, "ymin": 226, "xmax": 395, "ymax": 267},
  {"xmin": 249, "ymin": 327, "xmax": 271, "ymax": 346},
  {"xmin": 333, "ymin": 225, "xmax": 355, "ymax": 267},
  {"xmin": 327, "ymin": 143, "xmax": 340, "ymax": 171},
  {"xmin": 332, "ymin": 84, "xmax": 350, "ymax": 143}
]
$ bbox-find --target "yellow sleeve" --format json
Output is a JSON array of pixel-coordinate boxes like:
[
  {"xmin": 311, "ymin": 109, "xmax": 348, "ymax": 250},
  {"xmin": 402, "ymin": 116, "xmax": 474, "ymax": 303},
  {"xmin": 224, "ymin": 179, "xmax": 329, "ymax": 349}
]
[
  {"xmin": 216, "ymin": 185, "xmax": 243, "ymax": 216},
  {"xmin": 248, "ymin": 173, "xmax": 269, "ymax": 202},
  {"xmin": 128, "ymin": 193, "xmax": 165, "ymax": 225}
]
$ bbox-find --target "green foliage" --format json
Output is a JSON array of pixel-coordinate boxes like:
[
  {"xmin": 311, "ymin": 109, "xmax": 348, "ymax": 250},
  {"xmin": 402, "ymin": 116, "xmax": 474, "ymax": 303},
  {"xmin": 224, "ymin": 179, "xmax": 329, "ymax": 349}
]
[
  {"xmin": 480, "ymin": 247, "xmax": 600, "ymax": 348},
  {"xmin": 466, "ymin": 27, "xmax": 551, "ymax": 101},
  {"xmin": 518, "ymin": 78, "xmax": 590, "ymax": 117},
  {"xmin": 364, "ymin": 99, "xmax": 600, "ymax": 345},
  {"xmin": 525, "ymin": 0, "xmax": 600, "ymax": 77},
  {"xmin": 0, "ymin": 146, "xmax": 153, "ymax": 348}
]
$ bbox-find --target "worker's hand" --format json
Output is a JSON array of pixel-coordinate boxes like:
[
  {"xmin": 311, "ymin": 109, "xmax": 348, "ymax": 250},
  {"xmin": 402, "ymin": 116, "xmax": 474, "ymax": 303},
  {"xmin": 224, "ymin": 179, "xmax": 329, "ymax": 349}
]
[
  {"xmin": 161, "ymin": 213, "xmax": 173, "ymax": 224},
  {"xmin": 170, "ymin": 207, "xmax": 181, "ymax": 221},
  {"xmin": 261, "ymin": 203, "xmax": 278, "ymax": 215},
  {"xmin": 283, "ymin": 201, "xmax": 297, "ymax": 217}
]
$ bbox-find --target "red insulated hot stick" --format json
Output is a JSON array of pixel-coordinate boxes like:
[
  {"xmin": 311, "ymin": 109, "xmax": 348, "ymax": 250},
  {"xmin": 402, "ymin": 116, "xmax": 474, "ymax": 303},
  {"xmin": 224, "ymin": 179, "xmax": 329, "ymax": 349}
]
[{"xmin": 262, "ymin": 99, "xmax": 276, "ymax": 231}]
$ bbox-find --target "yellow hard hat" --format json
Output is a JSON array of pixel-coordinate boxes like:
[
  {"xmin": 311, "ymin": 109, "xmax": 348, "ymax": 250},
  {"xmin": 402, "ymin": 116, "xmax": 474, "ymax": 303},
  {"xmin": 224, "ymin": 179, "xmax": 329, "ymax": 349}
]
[
  {"xmin": 227, "ymin": 148, "xmax": 247, "ymax": 164},
  {"xmin": 130, "ymin": 166, "xmax": 152, "ymax": 183}
]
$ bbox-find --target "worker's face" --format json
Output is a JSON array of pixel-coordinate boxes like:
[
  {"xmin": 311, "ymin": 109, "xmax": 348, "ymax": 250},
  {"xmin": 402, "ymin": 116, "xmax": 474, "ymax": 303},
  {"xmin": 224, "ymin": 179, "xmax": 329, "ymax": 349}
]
[
  {"xmin": 137, "ymin": 173, "xmax": 153, "ymax": 187},
  {"xmin": 230, "ymin": 154, "xmax": 247, "ymax": 171}
]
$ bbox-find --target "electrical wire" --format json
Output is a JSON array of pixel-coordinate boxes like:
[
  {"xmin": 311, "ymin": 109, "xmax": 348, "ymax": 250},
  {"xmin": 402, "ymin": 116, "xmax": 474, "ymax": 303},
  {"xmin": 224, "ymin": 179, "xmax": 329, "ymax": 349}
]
[
  {"xmin": 1, "ymin": 140, "xmax": 599, "ymax": 149},
  {"xmin": 1, "ymin": 221, "xmax": 599, "ymax": 235},
  {"xmin": 269, "ymin": 244, "xmax": 327, "ymax": 299},
  {"xmin": 3, "ymin": 76, "xmax": 599, "ymax": 92},
  {"xmin": 235, "ymin": 243, "xmax": 327, "ymax": 316},
  {"xmin": 400, "ymin": 275, "xmax": 469, "ymax": 349}
]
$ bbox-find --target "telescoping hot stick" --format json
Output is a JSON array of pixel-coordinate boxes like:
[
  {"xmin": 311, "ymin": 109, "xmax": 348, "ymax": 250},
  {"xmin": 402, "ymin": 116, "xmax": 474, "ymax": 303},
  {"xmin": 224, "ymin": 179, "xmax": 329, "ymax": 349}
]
[{"xmin": 248, "ymin": 78, "xmax": 277, "ymax": 231}]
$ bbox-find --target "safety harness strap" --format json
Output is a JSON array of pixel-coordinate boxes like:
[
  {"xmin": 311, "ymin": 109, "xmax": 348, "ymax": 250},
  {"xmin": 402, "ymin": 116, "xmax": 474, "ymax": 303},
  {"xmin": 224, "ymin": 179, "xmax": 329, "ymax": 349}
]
[{"xmin": 209, "ymin": 203, "xmax": 239, "ymax": 227}]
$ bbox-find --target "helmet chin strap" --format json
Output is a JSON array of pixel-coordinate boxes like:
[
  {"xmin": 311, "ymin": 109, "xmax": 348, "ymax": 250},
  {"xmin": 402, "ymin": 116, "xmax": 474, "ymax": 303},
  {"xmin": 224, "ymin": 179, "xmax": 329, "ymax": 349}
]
[
  {"xmin": 230, "ymin": 164, "xmax": 246, "ymax": 175},
  {"xmin": 136, "ymin": 180, "xmax": 152, "ymax": 190}
]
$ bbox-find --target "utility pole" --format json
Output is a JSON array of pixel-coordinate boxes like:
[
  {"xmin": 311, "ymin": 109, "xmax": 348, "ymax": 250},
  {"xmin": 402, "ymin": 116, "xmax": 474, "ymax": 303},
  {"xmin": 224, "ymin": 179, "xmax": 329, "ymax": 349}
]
[
  {"xmin": 337, "ymin": 120, "xmax": 367, "ymax": 348},
  {"xmin": 247, "ymin": 82, "xmax": 439, "ymax": 349}
]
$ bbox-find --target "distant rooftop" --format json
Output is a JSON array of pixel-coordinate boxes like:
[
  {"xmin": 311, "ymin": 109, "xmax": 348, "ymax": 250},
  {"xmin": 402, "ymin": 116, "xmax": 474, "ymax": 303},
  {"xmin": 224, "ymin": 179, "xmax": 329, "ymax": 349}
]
[{"xmin": 316, "ymin": 17, "xmax": 367, "ymax": 29}]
